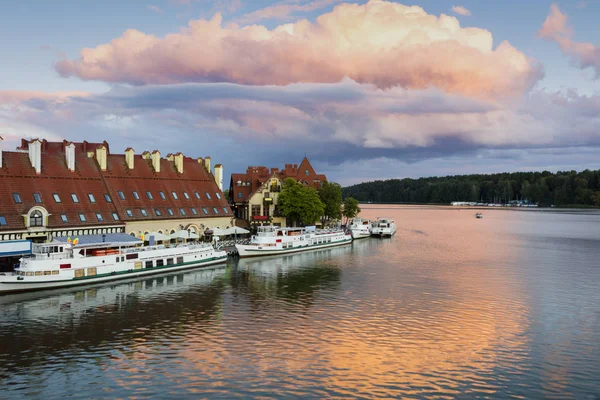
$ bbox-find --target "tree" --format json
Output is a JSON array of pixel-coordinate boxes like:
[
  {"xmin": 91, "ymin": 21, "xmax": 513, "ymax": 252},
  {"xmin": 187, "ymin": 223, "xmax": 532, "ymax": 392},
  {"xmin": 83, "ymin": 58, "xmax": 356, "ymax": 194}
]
[
  {"xmin": 318, "ymin": 181, "xmax": 342, "ymax": 222},
  {"xmin": 342, "ymin": 197, "xmax": 360, "ymax": 224},
  {"xmin": 277, "ymin": 178, "xmax": 325, "ymax": 226}
]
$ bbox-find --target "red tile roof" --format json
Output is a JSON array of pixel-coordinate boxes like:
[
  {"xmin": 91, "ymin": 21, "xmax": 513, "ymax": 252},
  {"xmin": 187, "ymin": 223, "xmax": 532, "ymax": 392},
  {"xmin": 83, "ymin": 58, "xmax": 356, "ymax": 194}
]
[
  {"xmin": 0, "ymin": 140, "xmax": 231, "ymax": 231},
  {"xmin": 229, "ymin": 158, "xmax": 327, "ymax": 203}
]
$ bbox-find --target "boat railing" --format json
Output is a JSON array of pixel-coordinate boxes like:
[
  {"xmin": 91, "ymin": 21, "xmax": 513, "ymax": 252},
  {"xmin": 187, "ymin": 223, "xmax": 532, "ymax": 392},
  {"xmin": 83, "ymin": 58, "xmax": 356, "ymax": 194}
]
[{"xmin": 28, "ymin": 253, "xmax": 73, "ymax": 261}]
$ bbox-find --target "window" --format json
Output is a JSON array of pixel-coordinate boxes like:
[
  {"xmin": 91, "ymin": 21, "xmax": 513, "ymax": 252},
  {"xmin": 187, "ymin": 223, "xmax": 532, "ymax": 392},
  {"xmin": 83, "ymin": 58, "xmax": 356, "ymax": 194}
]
[
  {"xmin": 215, "ymin": 193, "xmax": 221, "ymax": 199},
  {"xmin": 171, "ymin": 191, "xmax": 178, "ymax": 200},
  {"xmin": 205, "ymin": 192, "xmax": 212, "ymax": 200},
  {"xmin": 202, "ymin": 207, "xmax": 209, "ymax": 215},
  {"xmin": 194, "ymin": 191, "xmax": 201, "ymax": 199},
  {"xmin": 305, "ymin": 169, "xmax": 309, "ymax": 175},
  {"xmin": 146, "ymin": 191, "xmax": 153, "ymax": 200},
  {"xmin": 183, "ymin": 192, "xmax": 190, "ymax": 200},
  {"xmin": 145, "ymin": 260, "xmax": 153, "ymax": 268},
  {"xmin": 159, "ymin": 191, "xmax": 166, "ymax": 200},
  {"xmin": 132, "ymin": 191, "xmax": 140, "ymax": 200},
  {"xmin": 177, "ymin": 256, "xmax": 184, "ymax": 264},
  {"xmin": 167, "ymin": 208, "xmax": 174, "ymax": 216},
  {"xmin": 126, "ymin": 209, "xmax": 133, "ymax": 217},
  {"xmin": 140, "ymin": 209, "xmax": 148, "ymax": 217},
  {"xmin": 30, "ymin": 211, "xmax": 43, "ymax": 226},
  {"xmin": 13, "ymin": 193, "xmax": 22, "ymax": 203},
  {"xmin": 0, "ymin": 216, "xmax": 7, "ymax": 226},
  {"xmin": 60, "ymin": 214, "xmax": 68, "ymax": 223},
  {"xmin": 104, "ymin": 194, "xmax": 112, "ymax": 202},
  {"xmin": 71, "ymin": 193, "xmax": 79, "ymax": 203},
  {"xmin": 156, "ymin": 259, "xmax": 164, "ymax": 267},
  {"xmin": 237, "ymin": 192, "xmax": 242, "ymax": 198},
  {"xmin": 88, "ymin": 194, "xmax": 96, "ymax": 203},
  {"xmin": 223, "ymin": 207, "xmax": 229, "ymax": 214},
  {"xmin": 118, "ymin": 191, "xmax": 125, "ymax": 200},
  {"xmin": 180, "ymin": 208, "xmax": 186, "ymax": 216},
  {"xmin": 53, "ymin": 193, "xmax": 61, "ymax": 203},
  {"xmin": 33, "ymin": 193, "xmax": 42, "ymax": 203},
  {"xmin": 252, "ymin": 205, "xmax": 261, "ymax": 216},
  {"xmin": 112, "ymin": 212, "xmax": 119, "ymax": 221},
  {"xmin": 155, "ymin": 209, "xmax": 162, "ymax": 216},
  {"xmin": 96, "ymin": 213, "xmax": 104, "ymax": 222},
  {"xmin": 191, "ymin": 208, "xmax": 198, "ymax": 215},
  {"xmin": 213, "ymin": 207, "xmax": 219, "ymax": 214},
  {"xmin": 79, "ymin": 213, "xmax": 86, "ymax": 222}
]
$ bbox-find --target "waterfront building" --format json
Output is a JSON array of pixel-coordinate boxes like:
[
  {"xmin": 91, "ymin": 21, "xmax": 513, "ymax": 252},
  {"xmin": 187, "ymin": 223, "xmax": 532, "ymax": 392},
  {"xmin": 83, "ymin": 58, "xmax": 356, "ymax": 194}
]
[
  {"xmin": 229, "ymin": 158, "xmax": 326, "ymax": 227},
  {"xmin": 0, "ymin": 137, "xmax": 232, "ymax": 269}
]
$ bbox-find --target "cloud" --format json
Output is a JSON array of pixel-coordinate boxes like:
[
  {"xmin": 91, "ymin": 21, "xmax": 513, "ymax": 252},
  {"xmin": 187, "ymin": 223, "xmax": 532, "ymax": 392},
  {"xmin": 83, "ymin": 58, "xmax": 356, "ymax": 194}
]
[
  {"xmin": 147, "ymin": 5, "xmax": 163, "ymax": 13},
  {"xmin": 55, "ymin": 0, "xmax": 541, "ymax": 100},
  {"xmin": 576, "ymin": 1, "xmax": 586, "ymax": 9},
  {"xmin": 538, "ymin": 4, "xmax": 600, "ymax": 78},
  {"xmin": 238, "ymin": 0, "xmax": 343, "ymax": 24},
  {"xmin": 451, "ymin": 5, "xmax": 471, "ymax": 16}
]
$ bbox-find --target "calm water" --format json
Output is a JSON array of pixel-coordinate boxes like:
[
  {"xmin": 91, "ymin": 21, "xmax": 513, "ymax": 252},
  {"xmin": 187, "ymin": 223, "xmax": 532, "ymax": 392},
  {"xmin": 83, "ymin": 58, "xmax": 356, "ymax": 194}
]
[{"xmin": 1, "ymin": 205, "xmax": 600, "ymax": 399}]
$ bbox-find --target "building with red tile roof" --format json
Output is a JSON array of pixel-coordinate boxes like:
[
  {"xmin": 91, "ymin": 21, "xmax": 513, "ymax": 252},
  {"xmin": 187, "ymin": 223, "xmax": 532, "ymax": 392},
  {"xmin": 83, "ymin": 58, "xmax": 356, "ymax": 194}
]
[
  {"xmin": 0, "ymin": 138, "xmax": 233, "ymax": 249},
  {"xmin": 228, "ymin": 157, "xmax": 327, "ymax": 227}
]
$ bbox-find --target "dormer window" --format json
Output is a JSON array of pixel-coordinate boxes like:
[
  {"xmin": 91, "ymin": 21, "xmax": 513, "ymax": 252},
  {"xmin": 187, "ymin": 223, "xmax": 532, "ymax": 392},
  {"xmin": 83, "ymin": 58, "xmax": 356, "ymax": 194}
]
[
  {"xmin": 33, "ymin": 193, "xmax": 42, "ymax": 203},
  {"xmin": 96, "ymin": 213, "xmax": 104, "ymax": 222},
  {"xmin": 194, "ymin": 192, "xmax": 201, "ymax": 199},
  {"xmin": 132, "ymin": 191, "xmax": 140, "ymax": 200},
  {"xmin": 78, "ymin": 213, "xmax": 86, "ymax": 222},
  {"xmin": 215, "ymin": 193, "xmax": 221, "ymax": 199},
  {"xmin": 126, "ymin": 209, "xmax": 133, "ymax": 217},
  {"xmin": 140, "ymin": 209, "xmax": 148, "ymax": 217},
  {"xmin": 71, "ymin": 194, "xmax": 79, "ymax": 203},
  {"xmin": 191, "ymin": 208, "xmax": 198, "ymax": 215},
  {"xmin": 104, "ymin": 194, "xmax": 112, "ymax": 202},
  {"xmin": 13, "ymin": 193, "xmax": 22, "ymax": 204},
  {"xmin": 159, "ymin": 191, "xmax": 166, "ymax": 200},
  {"xmin": 88, "ymin": 194, "xmax": 96, "ymax": 203},
  {"xmin": 167, "ymin": 208, "xmax": 174, "ymax": 216},
  {"xmin": 172, "ymin": 192, "xmax": 178, "ymax": 200},
  {"xmin": 0, "ymin": 216, "xmax": 7, "ymax": 226},
  {"xmin": 213, "ymin": 207, "xmax": 219, "ymax": 214},
  {"xmin": 205, "ymin": 192, "xmax": 212, "ymax": 200},
  {"xmin": 61, "ymin": 214, "xmax": 68, "ymax": 223},
  {"xmin": 146, "ymin": 191, "xmax": 153, "ymax": 200},
  {"xmin": 202, "ymin": 208, "xmax": 209, "ymax": 215},
  {"xmin": 183, "ymin": 192, "xmax": 190, "ymax": 200},
  {"xmin": 155, "ymin": 209, "xmax": 162, "ymax": 216},
  {"xmin": 179, "ymin": 208, "xmax": 186, "ymax": 216},
  {"xmin": 30, "ymin": 210, "xmax": 43, "ymax": 227},
  {"xmin": 223, "ymin": 208, "xmax": 229, "ymax": 214},
  {"xmin": 53, "ymin": 193, "xmax": 61, "ymax": 203},
  {"xmin": 118, "ymin": 191, "xmax": 125, "ymax": 200}
]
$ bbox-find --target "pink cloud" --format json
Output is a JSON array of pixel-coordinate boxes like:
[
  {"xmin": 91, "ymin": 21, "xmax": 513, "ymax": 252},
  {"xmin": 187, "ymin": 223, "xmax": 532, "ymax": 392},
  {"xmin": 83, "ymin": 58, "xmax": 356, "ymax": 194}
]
[
  {"xmin": 451, "ymin": 5, "xmax": 471, "ymax": 17},
  {"xmin": 147, "ymin": 5, "xmax": 163, "ymax": 13},
  {"xmin": 55, "ymin": 0, "xmax": 541, "ymax": 100},
  {"xmin": 538, "ymin": 4, "xmax": 600, "ymax": 77},
  {"xmin": 238, "ymin": 0, "xmax": 343, "ymax": 24},
  {"xmin": 0, "ymin": 90, "xmax": 90, "ymax": 104}
]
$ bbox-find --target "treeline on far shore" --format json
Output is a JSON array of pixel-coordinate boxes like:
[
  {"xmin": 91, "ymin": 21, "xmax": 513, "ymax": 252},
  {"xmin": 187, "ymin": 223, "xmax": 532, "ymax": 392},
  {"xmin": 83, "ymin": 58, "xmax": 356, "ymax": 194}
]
[{"xmin": 341, "ymin": 169, "xmax": 600, "ymax": 207}]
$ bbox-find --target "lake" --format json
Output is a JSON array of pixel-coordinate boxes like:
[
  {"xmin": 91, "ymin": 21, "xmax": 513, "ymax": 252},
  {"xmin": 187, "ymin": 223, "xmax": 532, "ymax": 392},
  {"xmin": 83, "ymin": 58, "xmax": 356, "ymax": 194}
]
[{"xmin": 1, "ymin": 205, "xmax": 599, "ymax": 398}]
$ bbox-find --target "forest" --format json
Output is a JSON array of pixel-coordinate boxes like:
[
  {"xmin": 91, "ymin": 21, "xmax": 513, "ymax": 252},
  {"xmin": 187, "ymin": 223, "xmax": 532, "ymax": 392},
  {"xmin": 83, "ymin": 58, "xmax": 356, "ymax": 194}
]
[{"xmin": 341, "ymin": 169, "xmax": 600, "ymax": 207}]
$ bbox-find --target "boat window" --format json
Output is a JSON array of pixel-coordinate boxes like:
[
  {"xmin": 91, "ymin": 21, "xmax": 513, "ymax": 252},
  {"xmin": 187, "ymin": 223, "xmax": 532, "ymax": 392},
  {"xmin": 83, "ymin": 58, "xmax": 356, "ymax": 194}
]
[
  {"xmin": 213, "ymin": 207, "xmax": 219, "ymax": 214},
  {"xmin": 159, "ymin": 191, "xmax": 166, "ymax": 200},
  {"xmin": 132, "ymin": 191, "xmax": 140, "ymax": 200},
  {"xmin": 166, "ymin": 258, "xmax": 174, "ymax": 265},
  {"xmin": 145, "ymin": 260, "xmax": 153, "ymax": 268},
  {"xmin": 126, "ymin": 209, "xmax": 133, "ymax": 217},
  {"xmin": 104, "ymin": 194, "xmax": 112, "ymax": 202},
  {"xmin": 126, "ymin": 253, "xmax": 138, "ymax": 260},
  {"xmin": 53, "ymin": 193, "xmax": 61, "ymax": 203},
  {"xmin": 191, "ymin": 208, "xmax": 198, "ymax": 215},
  {"xmin": 0, "ymin": 216, "xmax": 7, "ymax": 226},
  {"xmin": 35, "ymin": 271, "xmax": 42, "ymax": 276},
  {"xmin": 183, "ymin": 192, "xmax": 190, "ymax": 200},
  {"xmin": 33, "ymin": 193, "xmax": 42, "ymax": 203},
  {"xmin": 140, "ymin": 209, "xmax": 148, "ymax": 217},
  {"xmin": 205, "ymin": 192, "xmax": 212, "ymax": 200},
  {"xmin": 116, "ymin": 257, "xmax": 120, "ymax": 263},
  {"xmin": 179, "ymin": 208, "xmax": 186, "ymax": 216},
  {"xmin": 26, "ymin": 272, "xmax": 34, "ymax": 276},
  {"xmin": 194, "ymin": 191, "xmax": 201, "ymax": 199},
  {"xmin": 88, "ymin": 194, "xmax": 96, "ymax": 203},
  {"xmin": 112, "ymin": 212, "xmax": 119, "ymax": 220},
  {"xmin": 71, "ymin": 193, "xmax": 79, "ymax": 203},
  {"xmin": 172, "ymin": 191, "xmax": 178, "ymax": 200},
  {"xmin": 118, "ymin": 191, "xmax": 125, "ymax": 200},
  {"xmin": 156, "ymin": 259, "xmax": 164, "ymax": 267},
  {"xmin": 52, "ymin": 270, "xmax": 60, "ymax": 275},
  {"xmin": 177, "ymin": 256, "xmax": 184, "ymax": 264},
  {"xmin": 215, "ymin": 192, "xmax": 221, "ymax": 199},
  {"xmin": 96, "ymin": 213, "xmax": 104, "ymax": 222},
  {"xmin": 44, "ymin": 271, "xmax": 51, "ymax": 275},
  {"xmin": 167, "ymin": 208, "xmax": 174, "ymax": 216},
  {"xmin": 79, "ymin": 213, "xmax": 86, "ymax": 222},
  {"xmin": 146, "ymin": 191, "xmax": 153, "ymax": 200}
]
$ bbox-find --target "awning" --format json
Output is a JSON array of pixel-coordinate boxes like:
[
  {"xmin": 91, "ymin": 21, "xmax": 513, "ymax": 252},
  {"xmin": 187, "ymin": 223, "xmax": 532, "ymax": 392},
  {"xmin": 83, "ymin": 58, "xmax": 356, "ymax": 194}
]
[
  {"xmin": 169, "ymin": 230, "xmax": 200, "ymax": 240},
  {"xmin": 146, "ymin": 231, "xmax": 170, "ymax": 241}
]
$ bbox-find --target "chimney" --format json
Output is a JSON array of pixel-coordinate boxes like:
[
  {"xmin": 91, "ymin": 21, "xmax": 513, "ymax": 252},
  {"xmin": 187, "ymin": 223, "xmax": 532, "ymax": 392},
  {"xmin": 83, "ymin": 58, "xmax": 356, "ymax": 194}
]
[
  {"xmin": 204, "ymin": 156, "xmax": 211, "ymax": 172},
  {"xmin": 152, "ymin": 150, "xmax": 161, "ymax": 173},
  {"xmin": 0, "ymin": 136, "xmax": 3, "ymax": 168},
  {"xmin": 96, "ymin": 145, "xmax": 107, "ymax": 171},
  {"xmin": 214, "ymin": 164, "xmax": 223, "ymax": 191},
  {"xmin": 141, "ymin": 151, "xmax": 151, "ymax": 160},
  {"xmin": 65, "ymin": 142, "xmax": 75, "ymax": 172},
  {"xmin": 166, "ymin": 153, "xmax": 174, "ymax": 161},
  {"xmin": 28, "ymin": 138, "xmax": 42, "ymax": 174},
  {"xmin": 197, "ymin": 157, "xmax": 203, "ymax": 165},
  {"xmin": 174, "ymin": 152, "xmax": 184, "ymax": 174},
  {"xmin": 125, "ymin": 148, "xmax": 134, "ymax": 169}
]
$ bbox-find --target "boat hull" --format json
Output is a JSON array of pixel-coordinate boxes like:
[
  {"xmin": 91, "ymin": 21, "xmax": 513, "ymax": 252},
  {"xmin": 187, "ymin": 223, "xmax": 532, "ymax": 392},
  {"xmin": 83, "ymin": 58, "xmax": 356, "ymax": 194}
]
[
  {"xmin": 236, "ymin": 237, "xmax": 352, "ymax": 258},
  {"xmin": 371, "ymin": 228, "xmax": 397, "ymax": 238},
  {"xmin": 350, "ymin": 230, "xmax": 371, "ymax": 239},
  {"xmin": 0, "ymin": 256, "xmax": 227, "ymax": 294}
]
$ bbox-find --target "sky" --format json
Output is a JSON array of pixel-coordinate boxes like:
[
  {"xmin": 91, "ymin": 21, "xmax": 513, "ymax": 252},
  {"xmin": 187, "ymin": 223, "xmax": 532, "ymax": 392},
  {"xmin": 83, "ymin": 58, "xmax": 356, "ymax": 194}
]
[{"xmin": 1, "ymin": 0, "xmax": 599, "ymax": 186}]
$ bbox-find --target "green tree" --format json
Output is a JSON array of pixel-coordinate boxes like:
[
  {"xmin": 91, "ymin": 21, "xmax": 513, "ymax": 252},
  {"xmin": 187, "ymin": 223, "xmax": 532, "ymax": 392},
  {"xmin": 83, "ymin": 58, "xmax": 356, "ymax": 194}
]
[
  {"xmin": 342, "ymin": 197, "xmax": 360, "ymax": 224},
  {"xmin": 277, "ymin": 178, "xmax": 325, "ymax": 226},
  {"xmin": 318, "ymin": 181, "xmax": 342, "ymax": 222}
]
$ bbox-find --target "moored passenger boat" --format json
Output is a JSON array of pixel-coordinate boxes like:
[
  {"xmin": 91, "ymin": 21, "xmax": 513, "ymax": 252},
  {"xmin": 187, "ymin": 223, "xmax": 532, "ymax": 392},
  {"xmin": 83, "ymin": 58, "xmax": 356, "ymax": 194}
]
[
  {"xmin": 0, "ymin": 233, "xmax": 227, "ymax": 294},
  {"xmin": 235, "ymin": 225, "xmax": 352, "ymax": 258},
  {"xmin": 371, "ymin": 217, "xmax": 397, "ymax": 237},
  {"xmin": 348, "ymin": 218, "xmax": 372, "ymax": 239}
]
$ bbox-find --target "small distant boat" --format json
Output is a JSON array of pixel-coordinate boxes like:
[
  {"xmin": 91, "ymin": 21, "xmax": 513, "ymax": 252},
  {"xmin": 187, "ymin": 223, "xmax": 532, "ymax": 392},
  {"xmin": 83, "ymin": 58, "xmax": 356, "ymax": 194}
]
[
  {"xmin": 348, "ymin": 218, "xmax": 372, "ymax": 239},
  {"xmin": 371, "ymin": 217, "xmax": 397, "ymax": 237},
  {"xmin": 476, "ymin": 213, "xmax": 483, "ymax": 219}
]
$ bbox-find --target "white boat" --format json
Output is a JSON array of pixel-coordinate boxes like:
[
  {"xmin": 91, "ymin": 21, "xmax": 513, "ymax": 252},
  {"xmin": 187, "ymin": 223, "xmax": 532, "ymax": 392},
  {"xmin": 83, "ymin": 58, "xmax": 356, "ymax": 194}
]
[
  {"xmin": 348, "ymin": 218, "xmax": 372, "ymax": 239},
  {"xmin": 0, "ymin": 234, "xmax": 227, "ymax": 294},
  {"xmin": 476, "ymin": 213, "xmax": 483, "ymax": 219},
  {"xmin": 235, "ymin": 225, "xmax": 352, "ymax": 258},
  {"xmin": 371, "ymin": 217, "xmax": 397, "ymax": 237}
]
